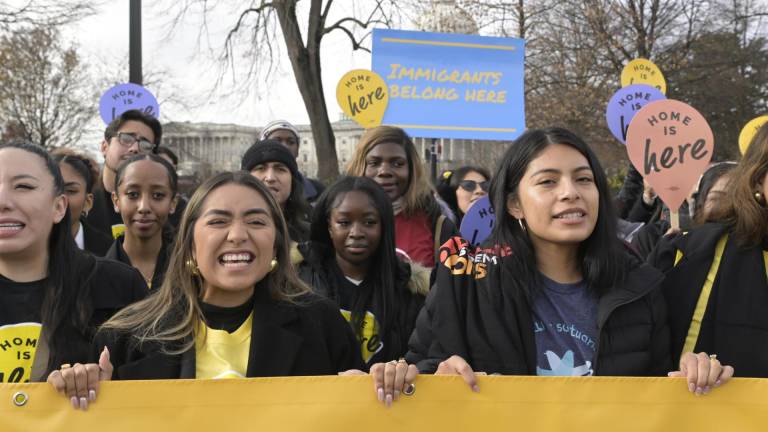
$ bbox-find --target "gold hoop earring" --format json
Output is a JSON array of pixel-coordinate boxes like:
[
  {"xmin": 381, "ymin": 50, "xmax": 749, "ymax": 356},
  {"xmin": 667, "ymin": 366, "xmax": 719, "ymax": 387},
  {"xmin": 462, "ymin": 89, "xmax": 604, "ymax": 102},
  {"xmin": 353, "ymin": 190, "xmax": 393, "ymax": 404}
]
[
  {"xmin": 186, "ymin": 259, "xmax": 200, "ymax": 277},
  {"xmin": 270, "ymin": 258, "xmax": 278, "ymax": 273},
  {"xmin": 518, "ymin": 218, "xmax": 527, "ymax": 233}
]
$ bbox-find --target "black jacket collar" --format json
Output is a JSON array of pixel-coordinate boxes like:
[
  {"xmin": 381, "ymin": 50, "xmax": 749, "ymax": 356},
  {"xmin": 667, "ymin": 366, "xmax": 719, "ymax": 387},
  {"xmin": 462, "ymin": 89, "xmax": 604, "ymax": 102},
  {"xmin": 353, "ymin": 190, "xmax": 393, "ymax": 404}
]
[{"xmin": 116, "ymin": 288, "xmax": 304, "ymax": 379}]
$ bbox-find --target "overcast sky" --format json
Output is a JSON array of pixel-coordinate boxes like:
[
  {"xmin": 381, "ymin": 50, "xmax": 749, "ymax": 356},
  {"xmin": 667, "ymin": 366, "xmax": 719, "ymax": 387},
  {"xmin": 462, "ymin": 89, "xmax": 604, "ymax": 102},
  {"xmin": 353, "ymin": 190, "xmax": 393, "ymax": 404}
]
[{"xmin": 68, "ymin": 1, "xmax": 395, "ymax": 131}]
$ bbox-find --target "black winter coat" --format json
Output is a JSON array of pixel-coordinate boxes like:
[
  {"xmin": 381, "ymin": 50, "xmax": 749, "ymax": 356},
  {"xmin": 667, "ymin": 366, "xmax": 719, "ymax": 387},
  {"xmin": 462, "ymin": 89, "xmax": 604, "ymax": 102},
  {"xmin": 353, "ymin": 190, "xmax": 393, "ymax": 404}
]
[
  {"xmin": 648, "ymin": 223, "xmax": 768, "ymax": 377},
  {"xmin": 92, "ymin": 290, "xmax": 364, "ymax": 380},
  {"xmin": 407, "ymin": 236, "xmax": 673, "ymax": 376},
  {"xmin": 296, "ymin": 242, "xmax": 429, "ymax": 367}
]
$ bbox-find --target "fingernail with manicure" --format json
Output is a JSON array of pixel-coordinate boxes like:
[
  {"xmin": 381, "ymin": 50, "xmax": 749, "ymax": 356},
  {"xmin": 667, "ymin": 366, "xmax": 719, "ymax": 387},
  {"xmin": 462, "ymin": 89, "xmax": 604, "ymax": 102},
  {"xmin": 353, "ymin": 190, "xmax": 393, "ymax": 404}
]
[
  {"xmin": 472, "ymin": 384, "xmax": 480, "ymax": 393},
  {"xmin": 394, "ymin": 390, "xmax": 400, "ymax": 401},
  {"xmin": 688, "ymin": 382, "xmax": 695, "ymax": 393},
  {"xmin": 385, "ymin": 394, "xmax": 392, "ymax": 407},
  {"xmin": 79, "ymin": 396, "xmax": 88, "ymax": 410},
  {"xmin": 377, "ymin": 388, "xmax": 383, "ymax": 403},
  {"xmin": 71, "ymin": 396, "xmax": 79, "ymax": 409},
  {"xmin": 703, "ymin": 386, "xmax": 711, "ymax": 394},
  {"xmin": 89, "ymin": 390, "xmax": 96, "ymax": 401}
]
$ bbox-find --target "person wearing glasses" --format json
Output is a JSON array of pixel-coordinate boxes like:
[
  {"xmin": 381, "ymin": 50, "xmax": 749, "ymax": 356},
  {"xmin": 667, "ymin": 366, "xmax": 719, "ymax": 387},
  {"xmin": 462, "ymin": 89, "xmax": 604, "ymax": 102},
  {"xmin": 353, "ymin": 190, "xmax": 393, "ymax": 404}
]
[
  {"xmin": 437, "ymin": 166, "xmax": 491, "ymax": 226},
  {"xmin": 86, "ymin": 110, "xmax": 162, "ymax": 240}
]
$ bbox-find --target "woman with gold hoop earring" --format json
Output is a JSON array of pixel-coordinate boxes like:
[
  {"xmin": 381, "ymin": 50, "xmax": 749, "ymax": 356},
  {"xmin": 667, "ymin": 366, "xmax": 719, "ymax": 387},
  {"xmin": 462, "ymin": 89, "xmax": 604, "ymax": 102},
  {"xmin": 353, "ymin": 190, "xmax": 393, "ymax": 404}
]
[
  {"xmin": 649, "ymin": 122, "xmax": 768, "ymax": 377},
  {"xmin": 48, "ymin": 172, "xmax": 364, "ymax": 410}
]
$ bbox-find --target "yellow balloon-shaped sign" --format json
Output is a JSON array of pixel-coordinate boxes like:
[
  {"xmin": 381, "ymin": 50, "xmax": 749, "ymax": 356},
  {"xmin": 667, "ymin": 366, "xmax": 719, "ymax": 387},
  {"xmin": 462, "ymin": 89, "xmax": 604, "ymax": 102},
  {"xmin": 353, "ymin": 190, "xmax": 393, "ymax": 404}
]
[
  {"xmin": 621, "ymin": 58, "xmax": 667, "ymax": 95},
  {"xmin": 336, "ymin": 69, "xmax": 389, "ymax": 129},
  {"xmin": 739, "ymin": 115, "xmax": 768, "ymax": 155}
]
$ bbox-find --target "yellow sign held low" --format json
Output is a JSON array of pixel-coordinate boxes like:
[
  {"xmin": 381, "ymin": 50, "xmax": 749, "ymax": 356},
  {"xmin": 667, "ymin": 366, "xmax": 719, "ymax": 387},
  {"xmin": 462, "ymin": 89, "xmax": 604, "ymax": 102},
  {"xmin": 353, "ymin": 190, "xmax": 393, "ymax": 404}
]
[
  {"xmin": 336, "ymin": 69, "xmax": 389, "ymax": 129},
  {"xmin": 2, "ymin": 376, "xmax": 768, "ymax": 431}
]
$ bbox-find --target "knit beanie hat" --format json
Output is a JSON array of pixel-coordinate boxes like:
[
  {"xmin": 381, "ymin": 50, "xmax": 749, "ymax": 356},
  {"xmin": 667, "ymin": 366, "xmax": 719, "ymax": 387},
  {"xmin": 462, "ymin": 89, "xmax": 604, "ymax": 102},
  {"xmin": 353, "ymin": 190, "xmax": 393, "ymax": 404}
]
[
  {"xmin": 241, "ymin": 139, "xmax": 300, "ymax": 179},
  {"xmin": 259, "ymin": 120, "xmax": 300, "ymax": 141}
]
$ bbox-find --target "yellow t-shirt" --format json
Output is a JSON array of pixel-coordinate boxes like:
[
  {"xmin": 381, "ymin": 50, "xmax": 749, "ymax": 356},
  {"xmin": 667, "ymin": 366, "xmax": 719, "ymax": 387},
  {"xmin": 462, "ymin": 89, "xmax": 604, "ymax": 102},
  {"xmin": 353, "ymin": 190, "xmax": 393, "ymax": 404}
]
[
  {"xmin": 0, "ymin": 322, "xmax": 42, "ymax": 383},
  {"xmin": 195, "ymin": 314, "xmax": 252, "ymax": 379}
]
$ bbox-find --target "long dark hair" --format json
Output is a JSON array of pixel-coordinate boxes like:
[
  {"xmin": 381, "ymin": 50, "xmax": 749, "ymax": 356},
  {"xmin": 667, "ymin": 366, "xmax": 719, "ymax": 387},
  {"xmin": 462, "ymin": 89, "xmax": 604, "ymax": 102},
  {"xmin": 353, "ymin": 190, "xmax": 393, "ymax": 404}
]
[
  {"xmin": 488, "ymin": 127, "xmax": 625, "ymax": 297},
  {"xmin": 308, "ymin": 176, "xmax": 410, "ymax": 349},
  {"xmin": 51, "ymin": 150, "xmax": 99, "ymax": 194},
  {"xmin": 694, "ymin": 162, "xmax": 736, "ymax": 225},
  {"xmin": 114, "ymin": 153, "xmax": 178, "ymax": 194},
  {"xmin": 436, "ymin": 165, "xmax": 491, "ymax": 220},
  {"xmin": 284, "ymin": 171, "xmax": 310, "ymax": 242},
  {"xmin": 102, "ymin": 171, "xmax": 310, "ymax": 354},
  {"xmin": 0, "ymin": 141, "xmax": 97, "ymax": 371}
]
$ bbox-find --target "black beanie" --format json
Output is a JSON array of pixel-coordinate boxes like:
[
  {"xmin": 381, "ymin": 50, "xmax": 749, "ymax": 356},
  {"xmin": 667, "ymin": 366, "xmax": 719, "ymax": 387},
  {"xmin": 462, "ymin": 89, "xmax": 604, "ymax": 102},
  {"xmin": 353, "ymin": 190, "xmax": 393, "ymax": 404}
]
[{"xmin": 241, "ymin": 139, "xmax": 300, "ymax": 179}]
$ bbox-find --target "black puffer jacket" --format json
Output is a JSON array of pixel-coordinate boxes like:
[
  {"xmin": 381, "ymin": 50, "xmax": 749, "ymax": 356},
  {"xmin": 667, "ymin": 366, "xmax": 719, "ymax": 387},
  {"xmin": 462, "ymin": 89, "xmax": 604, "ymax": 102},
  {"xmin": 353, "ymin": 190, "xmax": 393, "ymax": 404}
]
[
  {"xmin": 648, "ymin": 223, "xmax": 768, "ymax": 377},
  {"xmin": 297, "ymin": 242, "xmax": 429, "ymax": 368},
  {"xmin": 407, "ymin": 236, "xmax": 672, "ymax": 376}
]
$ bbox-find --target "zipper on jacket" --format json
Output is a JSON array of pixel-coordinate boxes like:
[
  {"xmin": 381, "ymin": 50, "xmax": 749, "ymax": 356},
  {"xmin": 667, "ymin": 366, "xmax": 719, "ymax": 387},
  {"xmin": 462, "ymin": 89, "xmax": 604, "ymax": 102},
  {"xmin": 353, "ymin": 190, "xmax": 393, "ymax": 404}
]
[{"xmin": 592, "ymin": 274, "xmax": 664, "ymax": 374}]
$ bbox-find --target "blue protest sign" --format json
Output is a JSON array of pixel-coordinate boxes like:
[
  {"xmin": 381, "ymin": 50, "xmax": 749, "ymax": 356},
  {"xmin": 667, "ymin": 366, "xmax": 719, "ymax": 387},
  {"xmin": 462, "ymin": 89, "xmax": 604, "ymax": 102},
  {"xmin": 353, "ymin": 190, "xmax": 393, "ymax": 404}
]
[
  {"xmin": 372, "ymin": 28, "xmax": 525, "ymax": 140},
  {"xmin": 99, "ymin": 83, "xmax": 160, "ymax": 124},
  {"xmin": 460, "ymin": 196, "xmax": 495, "ymax": 246},
  {"xmin": 605, "ymin": 84, "xmax": 665, "ymax": 144}
]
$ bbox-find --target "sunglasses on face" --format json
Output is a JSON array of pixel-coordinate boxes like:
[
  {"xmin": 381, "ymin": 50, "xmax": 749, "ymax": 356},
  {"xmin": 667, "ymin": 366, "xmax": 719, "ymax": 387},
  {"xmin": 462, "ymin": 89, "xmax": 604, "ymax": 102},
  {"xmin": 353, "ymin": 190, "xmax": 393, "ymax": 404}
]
[
  {"xmin": 458, "ymin": 179, "xmax": 489, "ymax": 192},
  {"xmin": 112, "ymin": 132, "xmax": 155, "ymax": 153}
]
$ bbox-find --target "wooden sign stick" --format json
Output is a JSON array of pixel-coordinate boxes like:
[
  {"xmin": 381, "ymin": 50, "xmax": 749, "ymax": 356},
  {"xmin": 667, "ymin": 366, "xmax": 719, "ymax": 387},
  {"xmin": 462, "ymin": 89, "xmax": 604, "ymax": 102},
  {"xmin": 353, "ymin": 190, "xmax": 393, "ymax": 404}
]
[{"xmin": 670, "ymin": 211, "xmax": 680, "ymax": 231}]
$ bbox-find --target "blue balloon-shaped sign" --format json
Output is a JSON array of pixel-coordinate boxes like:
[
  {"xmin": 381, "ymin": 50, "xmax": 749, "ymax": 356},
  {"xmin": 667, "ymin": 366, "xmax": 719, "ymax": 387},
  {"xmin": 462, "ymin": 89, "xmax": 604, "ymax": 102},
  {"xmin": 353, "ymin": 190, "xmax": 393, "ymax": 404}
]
[
  {"xmin": 99, "ymin": 83, "xmax": 160, "ymax": 124},
  {"xmin": 459, "ymin": 196, "xmax": 495, "ymax": 247},
  {"xmin": 605, "ymin": 84, "xmax": 665, "ymax": 144}
]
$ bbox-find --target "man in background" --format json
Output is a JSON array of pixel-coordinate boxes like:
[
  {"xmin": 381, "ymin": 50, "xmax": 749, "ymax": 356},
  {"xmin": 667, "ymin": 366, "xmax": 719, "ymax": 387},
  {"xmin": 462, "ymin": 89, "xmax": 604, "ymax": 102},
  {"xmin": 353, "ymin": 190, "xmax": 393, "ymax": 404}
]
[{"xmin": 259, "ymin": 120, "xmax": 325, "ymax": 203}]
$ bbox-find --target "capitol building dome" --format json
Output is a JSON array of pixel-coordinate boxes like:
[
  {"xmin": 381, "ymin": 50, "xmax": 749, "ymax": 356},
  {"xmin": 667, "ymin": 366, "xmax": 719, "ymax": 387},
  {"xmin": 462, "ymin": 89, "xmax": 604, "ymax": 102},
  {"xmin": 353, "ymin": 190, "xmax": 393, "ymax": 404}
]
[{"xmin": 419, "ymin": 0, "xmax": 479, "ymax": 34}]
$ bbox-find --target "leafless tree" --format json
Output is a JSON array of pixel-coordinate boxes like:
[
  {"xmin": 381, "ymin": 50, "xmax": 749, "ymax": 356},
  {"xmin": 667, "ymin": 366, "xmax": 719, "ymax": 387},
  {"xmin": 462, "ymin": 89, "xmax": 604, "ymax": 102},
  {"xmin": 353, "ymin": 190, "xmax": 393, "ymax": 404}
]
[
  {"xmin": 0, "ymin": 0, "xmax": 95, "ymax": 31},
  {"xmin": 0, "ymin": 26, "xmax": 97, "ymax": 148},
  {"xmin": 159, "ymin": 0, "xmax": 404, "ymax": 181}
]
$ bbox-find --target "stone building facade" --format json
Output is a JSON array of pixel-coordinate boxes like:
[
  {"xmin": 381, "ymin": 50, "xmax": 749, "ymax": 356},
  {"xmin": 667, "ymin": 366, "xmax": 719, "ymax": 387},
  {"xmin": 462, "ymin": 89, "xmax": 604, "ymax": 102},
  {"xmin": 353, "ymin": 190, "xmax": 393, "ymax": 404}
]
[{"xmin": 162, "ymin": 116, "xmax": 509, "ymax": 185}]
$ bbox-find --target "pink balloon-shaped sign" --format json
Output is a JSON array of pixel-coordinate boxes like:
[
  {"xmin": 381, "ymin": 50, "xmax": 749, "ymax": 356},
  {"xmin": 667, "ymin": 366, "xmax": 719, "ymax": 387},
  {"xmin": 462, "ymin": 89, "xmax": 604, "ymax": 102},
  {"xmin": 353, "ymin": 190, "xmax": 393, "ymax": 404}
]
[{"xmin": 626, "ymin": 99, "xmax": 714, "ymax": 212}]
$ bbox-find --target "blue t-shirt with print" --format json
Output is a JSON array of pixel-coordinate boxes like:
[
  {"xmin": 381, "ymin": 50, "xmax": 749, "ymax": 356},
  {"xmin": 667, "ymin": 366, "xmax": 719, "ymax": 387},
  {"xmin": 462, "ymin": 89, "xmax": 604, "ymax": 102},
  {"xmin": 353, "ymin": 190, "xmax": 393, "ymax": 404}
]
[{"xmin": 532, "ymin": 274, "xmax": 598, "ymax": 376}]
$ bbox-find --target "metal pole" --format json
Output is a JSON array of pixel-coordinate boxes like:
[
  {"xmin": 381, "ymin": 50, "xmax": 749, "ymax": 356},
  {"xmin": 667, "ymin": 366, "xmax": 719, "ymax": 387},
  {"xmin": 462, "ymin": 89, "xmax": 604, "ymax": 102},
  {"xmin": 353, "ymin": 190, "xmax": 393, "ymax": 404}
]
[
  {"xmin": 129, "ymin": 0, "xmax": 142, "ymax": 85},
  {"xmin": 430, "ymin": 138, "xmax": 438, "ymax": 184}
]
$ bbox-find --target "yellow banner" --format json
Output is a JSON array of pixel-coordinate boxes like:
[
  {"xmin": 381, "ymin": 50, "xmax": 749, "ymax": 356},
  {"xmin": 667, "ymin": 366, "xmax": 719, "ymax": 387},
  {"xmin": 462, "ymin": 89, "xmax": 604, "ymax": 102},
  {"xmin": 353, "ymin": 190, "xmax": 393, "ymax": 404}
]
[{"xmin": 2, "ymin": 376, "xmax": 767, "ymax": 431}]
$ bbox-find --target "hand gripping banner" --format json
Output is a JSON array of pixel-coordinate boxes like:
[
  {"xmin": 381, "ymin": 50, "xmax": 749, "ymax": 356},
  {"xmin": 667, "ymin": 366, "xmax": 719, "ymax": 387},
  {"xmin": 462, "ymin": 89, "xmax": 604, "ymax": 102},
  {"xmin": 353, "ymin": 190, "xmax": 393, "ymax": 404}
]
[{"xmin": 2, "ymin": 376, "xmax": 768, "ymax": 431}]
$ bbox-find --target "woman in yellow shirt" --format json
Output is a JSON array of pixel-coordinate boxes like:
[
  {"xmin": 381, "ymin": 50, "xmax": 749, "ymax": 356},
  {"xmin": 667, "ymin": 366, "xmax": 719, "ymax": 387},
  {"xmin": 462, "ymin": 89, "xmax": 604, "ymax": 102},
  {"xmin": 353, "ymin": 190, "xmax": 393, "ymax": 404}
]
[{"xmin": 48, "ymin": 172, "xmax": 364, "ymax": 409}]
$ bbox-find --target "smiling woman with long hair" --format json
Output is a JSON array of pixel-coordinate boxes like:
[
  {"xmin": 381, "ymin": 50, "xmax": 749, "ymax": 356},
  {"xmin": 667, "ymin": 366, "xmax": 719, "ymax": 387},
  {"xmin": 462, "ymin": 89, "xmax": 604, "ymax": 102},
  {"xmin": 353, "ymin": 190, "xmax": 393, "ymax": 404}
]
[
  {"xmin": 48, "ymin": 171, "xmax": 364, "ymax": 409},
  {"xmin": 347, "ymin": 126, "xmax": 456, "ymax": 269},
  {"xmin": 297, "ymin": 176, "xmax": 429, "ymax": 368},
  {"xmin": 398, "ymin": 127, "xmax": 732, "ymax": 399},
  {"xmin": 0, "ymin": 141, "xmax": 146, "ymax": 387}
]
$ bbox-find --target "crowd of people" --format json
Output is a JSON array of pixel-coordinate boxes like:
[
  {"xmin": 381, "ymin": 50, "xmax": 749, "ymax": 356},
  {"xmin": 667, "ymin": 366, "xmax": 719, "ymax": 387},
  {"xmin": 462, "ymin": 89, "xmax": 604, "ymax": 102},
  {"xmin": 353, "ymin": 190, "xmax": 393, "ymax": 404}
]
[{"xmin": 7, "ymin": 108, "xmax": 768, "ymax": 411}]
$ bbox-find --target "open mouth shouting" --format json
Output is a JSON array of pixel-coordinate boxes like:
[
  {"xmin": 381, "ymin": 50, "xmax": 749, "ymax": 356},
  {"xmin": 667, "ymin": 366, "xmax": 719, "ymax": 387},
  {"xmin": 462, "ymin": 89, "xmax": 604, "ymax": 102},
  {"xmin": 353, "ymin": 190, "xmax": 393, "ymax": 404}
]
[{"xmin": 218, "ymin": 251, "xmax": 256, "ymax": 268}]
